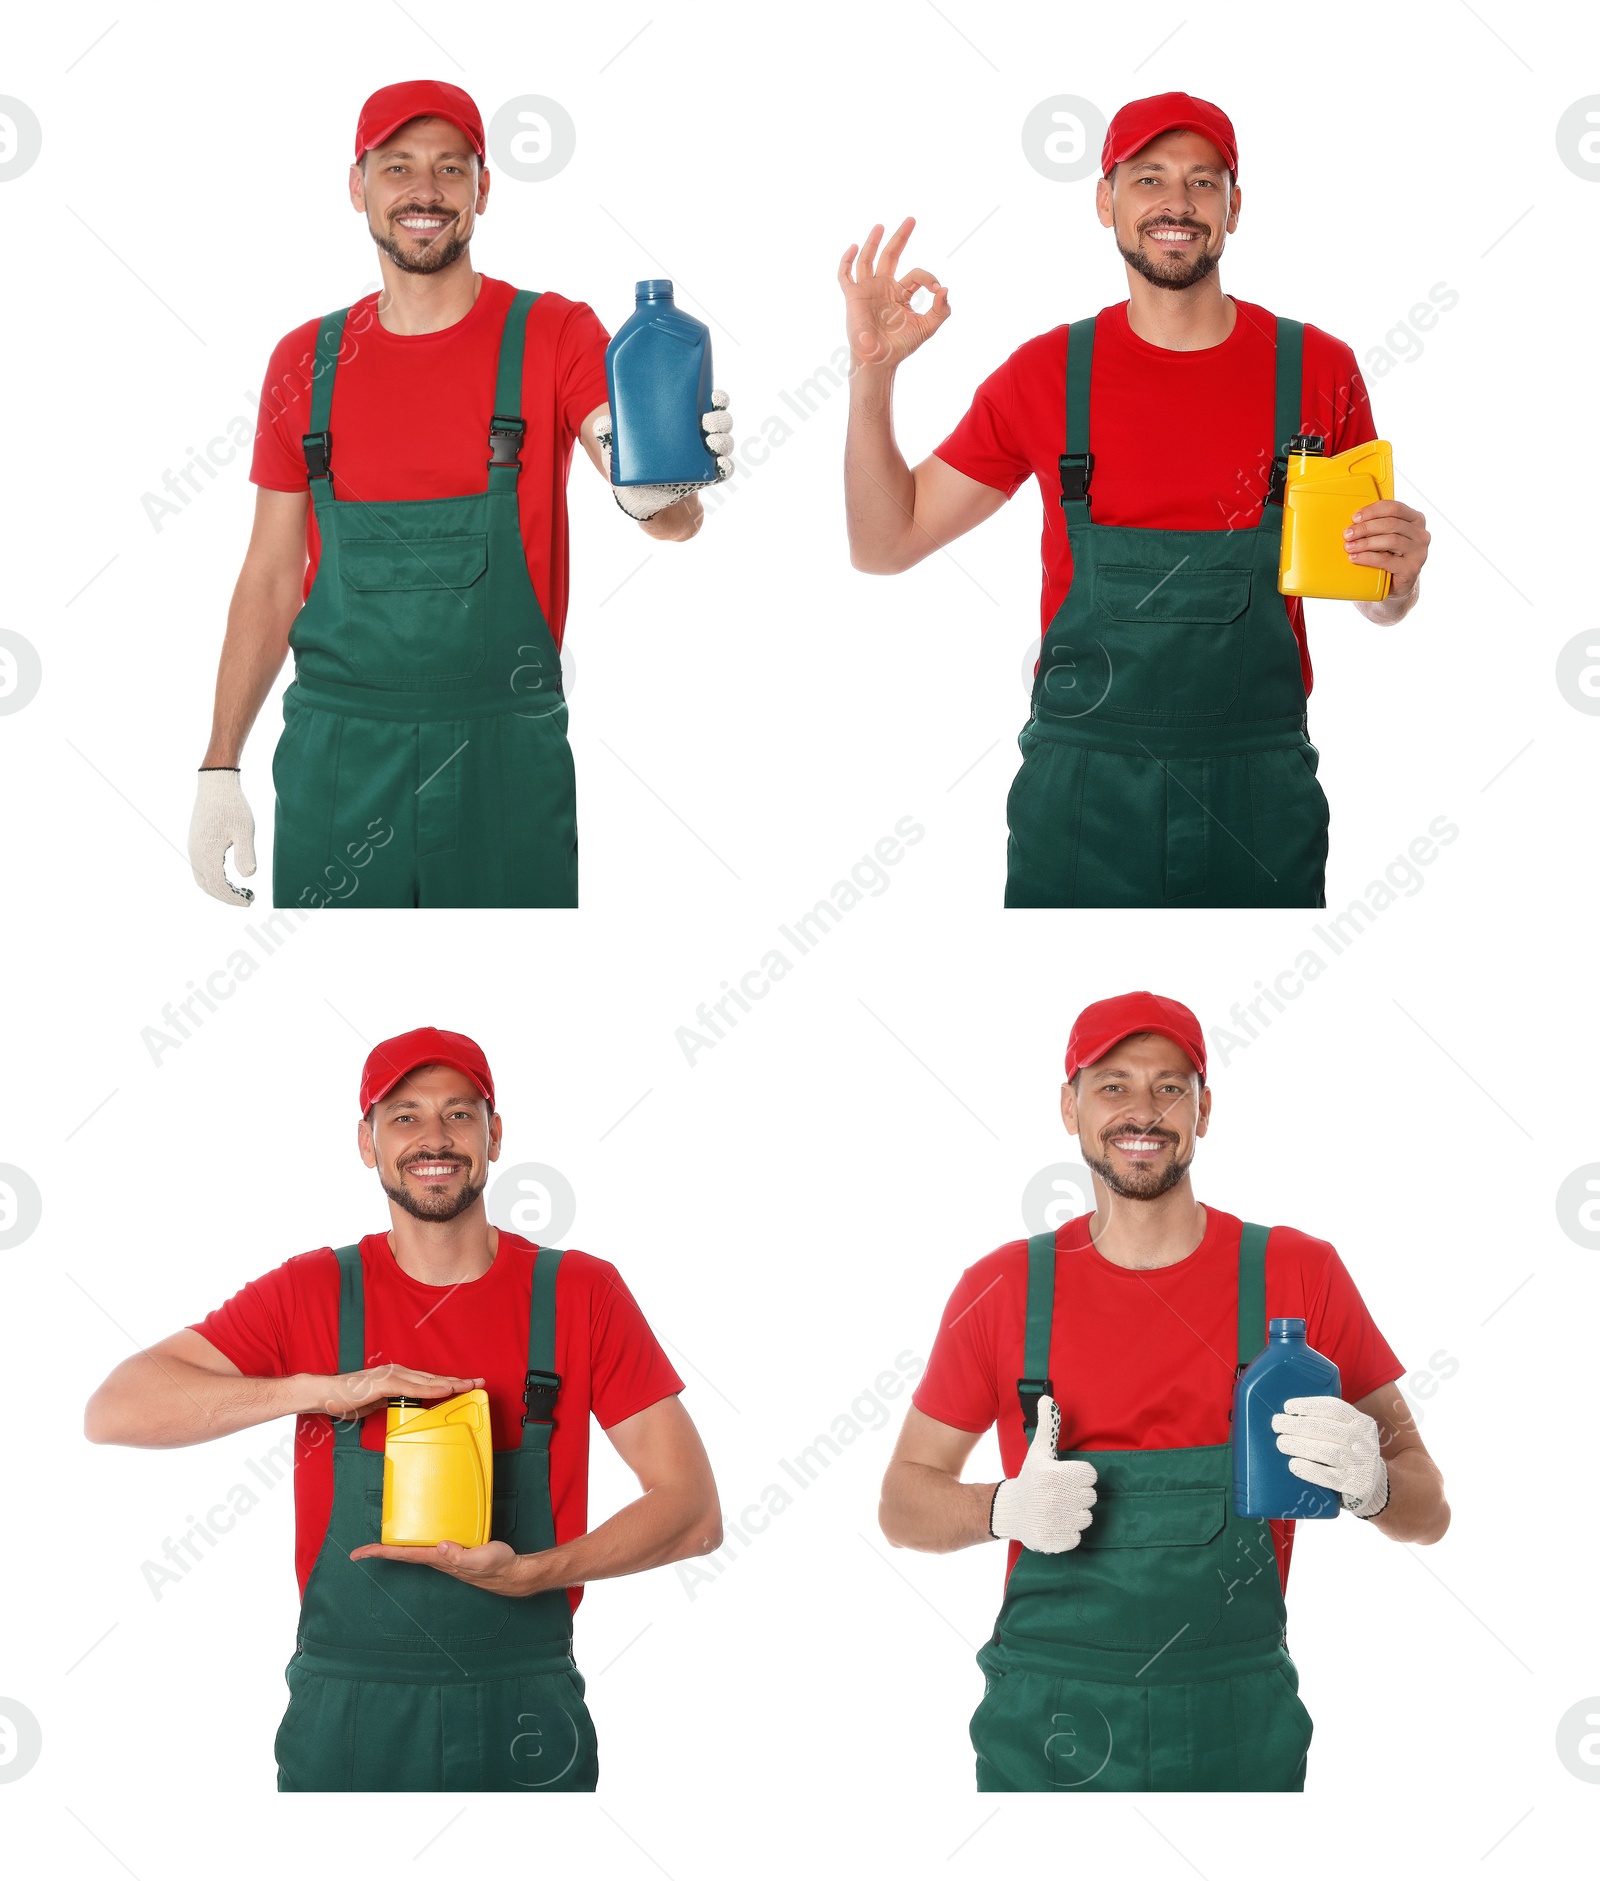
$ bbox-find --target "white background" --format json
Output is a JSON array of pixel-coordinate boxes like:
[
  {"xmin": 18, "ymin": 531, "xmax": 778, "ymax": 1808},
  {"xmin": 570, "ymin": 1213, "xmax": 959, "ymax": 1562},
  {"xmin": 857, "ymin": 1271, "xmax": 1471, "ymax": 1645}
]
[{"xmin": 2, "ymin": 0, "xmax": 1596, "ymax": 1872}]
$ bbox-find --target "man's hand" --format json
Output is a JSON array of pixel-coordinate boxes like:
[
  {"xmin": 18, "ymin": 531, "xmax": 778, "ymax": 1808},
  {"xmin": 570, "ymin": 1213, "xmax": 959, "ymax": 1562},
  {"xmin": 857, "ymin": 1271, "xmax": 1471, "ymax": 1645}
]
[
  {"xmin": 313, "ymin": 1364, "xmax": 484, "ymax": 1423},
  {"xmin": 1346, "ymin": 498, "xmax": 1429, "ymax": 601},
  {"xmin": 990, "ymin": 1396, "xmax": 1098, "ymax": 1553},
  {"xmin": 595, "ymin": 393, "xmax": 734, "ymax": 521},
  {"xmin": 349, "ymin": 1536, "xmax": 531, "ymax": 1596},
  {"xmin": 189, "ymin": 769, "xmax": 257, "ymax": 906},
  {"xmin": 1272, "ymin": 1394, "xmax": 1390, "ymax": 1518},
  {"xmin": 838, "ymin": 217, "xmax": 950, "ymax": 372}
]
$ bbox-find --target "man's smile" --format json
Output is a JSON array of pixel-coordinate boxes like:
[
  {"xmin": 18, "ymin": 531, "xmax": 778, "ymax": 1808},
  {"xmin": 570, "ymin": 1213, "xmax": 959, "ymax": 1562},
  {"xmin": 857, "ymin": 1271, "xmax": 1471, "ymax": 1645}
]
[
  {"xmin": 394, "ymin": 211, "xmax": 454, "ymax": 237},
  {"xmin": 1106, "ymin": 1130, "xmax": 1177, "ymax": 1160},
  {"xmin": 1142, "ymin": 222, "xmax": 1203, "ymax": 246},
  {"xmin": 403, "ymin": 1157, "xmax": 468, "ymax": 1185}
]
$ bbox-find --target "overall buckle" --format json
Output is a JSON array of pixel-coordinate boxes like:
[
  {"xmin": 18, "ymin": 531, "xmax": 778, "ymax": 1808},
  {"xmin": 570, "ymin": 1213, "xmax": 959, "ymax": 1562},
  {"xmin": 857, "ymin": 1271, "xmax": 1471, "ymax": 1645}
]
[
  {"xmin": 1017, "ymin": 1376, "xmax": 1055, "ymax": 1429},
  {"xmin": 1058, "ymin": 451, "xmax": 1093, "ymax": 510},
  {"xmin": 302, "ymin": 431, "xmax": 332, "ymax": 481},
  {"xmin": 489, "ymin": 415, "xmax": 526, "ymax": 469},
  {"xmin": 522, "ymin": 1367, "xmax": 561, "ymax": 1424}
]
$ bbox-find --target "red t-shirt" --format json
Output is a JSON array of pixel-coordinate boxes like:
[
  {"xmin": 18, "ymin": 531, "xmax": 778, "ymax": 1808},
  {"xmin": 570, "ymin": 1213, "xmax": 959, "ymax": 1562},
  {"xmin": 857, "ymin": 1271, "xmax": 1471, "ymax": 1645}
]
[
  {"xmin": 912, "ymin": 1208, "xmax": 1402, "ymax": 1593},
  {"xmin": 250, "ymin": 276, "xmax": 610, "ymax": 651},
  {"xmin": 191, "ymin": 1231, "xmax": 683, "ymax": 1612},
  {"xmin": 934, "ymin": 299, "xmax": 1377, "ymax": 696}
]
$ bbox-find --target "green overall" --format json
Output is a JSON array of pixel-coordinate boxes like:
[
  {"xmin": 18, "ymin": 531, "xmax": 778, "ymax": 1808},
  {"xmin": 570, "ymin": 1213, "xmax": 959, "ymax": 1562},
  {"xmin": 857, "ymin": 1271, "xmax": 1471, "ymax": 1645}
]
[
  {"xmin": 1005, "ymin": 315, "xmax": 1329, "ymax": 908},
  {"xmin": 275, "ymin": 1243, "xmax": 598, "ymax": 1791},
  {"xmin": 970, "ymin": 1224, "xmax": 1314, "ymax": 1792},
  {"xmin": 272, "ymin": 289, "xmax": 579, "ymax": 909}
]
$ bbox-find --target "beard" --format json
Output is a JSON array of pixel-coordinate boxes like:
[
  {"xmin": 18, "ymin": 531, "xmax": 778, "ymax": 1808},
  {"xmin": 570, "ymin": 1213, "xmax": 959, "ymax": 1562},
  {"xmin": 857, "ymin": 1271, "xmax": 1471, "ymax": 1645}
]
[
  {"xmin": 1117, "ymin": 221, "xmax": 1221, "ymax": 292},
  {"xmin": 1083, "ymin": 1138, "xmax": 1193, "ymax": 1201},
  {"xmin": 369, "ymin": 212, "xmax": 470, "ymax": 276},
  {"xmin": 381, "ymin": 1160, "xmax": 487, "ymax": 1222}
]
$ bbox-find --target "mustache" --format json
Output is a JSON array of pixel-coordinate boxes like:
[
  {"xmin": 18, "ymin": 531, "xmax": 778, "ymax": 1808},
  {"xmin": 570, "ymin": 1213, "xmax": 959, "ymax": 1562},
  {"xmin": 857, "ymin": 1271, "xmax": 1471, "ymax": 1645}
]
[
  {"xmin": 398, "ymin": 1151, "xmax": 471, "ymax": 1172},
  {"xmin": 1100, "ymin": 1123, "xmax": 1180, "ymax": 1145},
  {"xmin": 1138, "ymin": 215, "xmax": 1206, "ymax": 233}
]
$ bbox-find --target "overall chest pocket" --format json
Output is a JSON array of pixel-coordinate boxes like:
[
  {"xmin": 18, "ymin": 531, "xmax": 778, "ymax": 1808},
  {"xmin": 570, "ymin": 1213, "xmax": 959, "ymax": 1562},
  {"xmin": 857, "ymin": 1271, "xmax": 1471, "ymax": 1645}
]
[
  {"xmin": 361, "ymin": 1481, "xmax": 513, "ymax": 1645},
  {"xmin": 1058, "ymin": 1485, "xmax": 1228, "ymax": 1652},
  {"xmin": 1090, "ymin": 562, "xmax": 1252, "ymax": 722},
  {"xmin": 338, "ymin": 533, "xmax": 489, "ymax": 683}
]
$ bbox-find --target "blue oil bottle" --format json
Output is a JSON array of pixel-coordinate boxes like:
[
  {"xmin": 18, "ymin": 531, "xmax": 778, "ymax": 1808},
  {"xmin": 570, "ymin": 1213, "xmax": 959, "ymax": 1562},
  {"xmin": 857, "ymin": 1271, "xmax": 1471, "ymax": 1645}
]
[
  {"xmin": 604, "ymin": 280, "xmax": 718, "ymax": 487},
  {"xmin": 1232, "ymin": 1318, "xmax": 1342, "ymax": 1519}
]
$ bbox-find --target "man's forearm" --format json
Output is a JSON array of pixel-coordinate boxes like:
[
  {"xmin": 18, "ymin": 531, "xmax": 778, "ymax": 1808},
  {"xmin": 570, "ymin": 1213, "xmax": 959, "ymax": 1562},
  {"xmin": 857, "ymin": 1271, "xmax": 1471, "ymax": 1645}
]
[
  {"xmin": 201, "ymin": 578, "xmax": 299, "ymax": 767},
  {"xmin": 880, "ymin": 1462, "xmax": 998, "ymax": 1553},
  {"xmin": 85, "ymin": 1352, "xmax": 320, "ymax": 1448},
  {"xmin": 512, "ymin": 1478, "xmax": 722, "ymax": 1595},
  {"xmin": 845, "ymin": 364, "xmax": 920, "ymax": 572},
  {"xmin": 1366, "ymin": 1445, "xmax": 1449, "ymax": 1544}
]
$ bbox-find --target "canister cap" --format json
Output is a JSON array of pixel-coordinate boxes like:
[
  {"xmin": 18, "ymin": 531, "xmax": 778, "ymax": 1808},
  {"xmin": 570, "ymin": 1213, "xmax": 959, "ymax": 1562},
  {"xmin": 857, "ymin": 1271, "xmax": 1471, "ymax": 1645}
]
[
  {"xmin": 636, "ymin": 279, "xmax": 675, "ymax": 299},
  {"xmin": 1268, "ymin": 1317, "xmax": 1308, "ymax": 1337},
  {"xmin": 1287, "ymin": 434, "xmax": 1325, "ymax": 456}
]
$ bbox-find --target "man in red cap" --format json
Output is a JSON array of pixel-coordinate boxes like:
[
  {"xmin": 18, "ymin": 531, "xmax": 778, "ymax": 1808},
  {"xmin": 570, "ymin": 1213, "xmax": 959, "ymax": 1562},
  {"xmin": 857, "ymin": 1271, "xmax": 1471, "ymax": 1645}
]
[
  {"xmin": 878, "ymin": 991, "xmax": 1448, "ymax": 1790},
  {"xmin": 86, "ymin": 1027, "xmax": 721, "ymax": 1790},
  {"xmin": 188, "ymin": 81, "xmax": 734, "ymax": 911},
  {"xmin": 839, "ymin": 93, "xmax": 1431, "ymax": 908}
]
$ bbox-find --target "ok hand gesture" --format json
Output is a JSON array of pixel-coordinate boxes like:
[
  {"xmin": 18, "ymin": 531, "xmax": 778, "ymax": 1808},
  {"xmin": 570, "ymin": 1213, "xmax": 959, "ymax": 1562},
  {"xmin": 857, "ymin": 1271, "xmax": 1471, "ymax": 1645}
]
[{"xmin": 838, "ymin": 217, "xmax": 951, "ymax": 373}]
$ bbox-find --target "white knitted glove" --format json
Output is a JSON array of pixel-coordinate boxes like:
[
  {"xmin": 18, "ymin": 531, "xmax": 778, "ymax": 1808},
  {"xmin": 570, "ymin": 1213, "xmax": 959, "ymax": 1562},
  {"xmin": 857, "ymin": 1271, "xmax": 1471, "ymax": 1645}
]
[
  {"xmin": 990, "ymin": 1396, "xmax": 1098, "ymax": 1553},
  {"xmin": 597, "ymin": 390, "xmax": 734, "ymax": 519},
  {"xmin": 188, "ymin": 768, "xmax": 257, "ymax": 906},
  {"xmin": 1272, "ymin": 1395, "xmax": 1390, "ymax": 1518}
]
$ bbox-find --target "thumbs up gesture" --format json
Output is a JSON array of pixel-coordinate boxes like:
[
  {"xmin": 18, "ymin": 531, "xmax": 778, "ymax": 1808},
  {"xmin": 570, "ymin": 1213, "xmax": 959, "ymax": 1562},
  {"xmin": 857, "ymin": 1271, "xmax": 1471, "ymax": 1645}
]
[{"xmin": 989, "ymin": 1397, "xmax": 1098, "ymax": 1553}]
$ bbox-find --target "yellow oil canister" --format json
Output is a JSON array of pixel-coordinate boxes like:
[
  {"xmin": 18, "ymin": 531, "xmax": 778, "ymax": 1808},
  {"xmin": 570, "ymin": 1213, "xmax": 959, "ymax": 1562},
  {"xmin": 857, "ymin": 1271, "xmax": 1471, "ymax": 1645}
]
[
  {"xmin": 381, "ymin": 1389, "xmax": 494, "ymax": 1547},
  {"xmin": 1278, "ymin": 436, "xmax": 1394, "ymax": 603}
]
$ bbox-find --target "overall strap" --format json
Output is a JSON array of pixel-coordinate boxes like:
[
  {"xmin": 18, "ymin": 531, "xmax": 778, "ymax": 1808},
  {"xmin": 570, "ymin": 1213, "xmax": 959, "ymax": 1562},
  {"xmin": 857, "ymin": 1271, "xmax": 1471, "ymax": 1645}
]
[
  {"xmin": 1262, "ymin": 316, "xmax": 1305, "ymax": 519},
  {"xmin": 1017, "ymin": 1231, "xmax": 1059, "ymax": 1440},
  {"xmin": 519, "ymin": 1243, "xmax": 564, "ymax": 1446},
  {"xmin": 1058, "ymin": 316, "xmax": 1097, "ymax": 525},
  {"xmin": 488, "ymin": 288, "xmax": 542, "ymax": 492},
  {"xmin": 301, "ymin": 307, "xmax": 351, "ymax": 501},
  {"xmin": 331, "ymin": 1243, "xmax": 365, "ymax": 1450},
  {"xmin": 1235, "ymin": 1222, "xmax": 1270, "ymax": 1371}
]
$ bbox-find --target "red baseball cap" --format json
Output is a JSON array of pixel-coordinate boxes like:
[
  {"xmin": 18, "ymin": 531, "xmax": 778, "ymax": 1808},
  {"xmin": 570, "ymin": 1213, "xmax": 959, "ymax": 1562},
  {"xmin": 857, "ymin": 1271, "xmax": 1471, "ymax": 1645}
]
[
  {"xmin": 354, "ymin": 80, "xmax": 485, "ymax": 162},
  {"xmin": 1101, "ymin": 91, "xmax": 1238, "ymax": 180},
  {"xmin": 1064, "ymin": 992, "xmax": 1207, "ymax": 1084},
  {"xmin": 360, "ymin": 1027, "xmax": 496, "ymax": 1114}
]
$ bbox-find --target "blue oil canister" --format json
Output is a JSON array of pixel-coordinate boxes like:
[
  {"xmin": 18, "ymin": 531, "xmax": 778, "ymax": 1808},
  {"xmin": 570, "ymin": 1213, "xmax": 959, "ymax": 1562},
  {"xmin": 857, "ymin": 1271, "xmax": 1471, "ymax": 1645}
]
[
  {"xmin": 604, "ymin": 280, "xmax": 718, "ymax": 487},
  {"xmin": 1232, "ymin": 1317, "xmax": 1342, "ymax": 1519}
]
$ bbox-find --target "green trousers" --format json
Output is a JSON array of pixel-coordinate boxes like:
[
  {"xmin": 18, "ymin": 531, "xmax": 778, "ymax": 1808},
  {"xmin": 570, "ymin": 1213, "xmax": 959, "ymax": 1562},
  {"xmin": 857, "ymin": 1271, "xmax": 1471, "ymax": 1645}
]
[
  {"xmin": 972, "ymin": 1652, "xmax": 1311, "ymax": 1791},
  {"xmin": 272, "ymin": 694, "xmax": 577, "ymax": 909},
  {"xmin": 1005, "ymin": 728, "xmax": 1329, "ymax": 907},
  {"xmin": 276, "ymin": 1660, "xmax": 599, "ymax": 1792}
]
